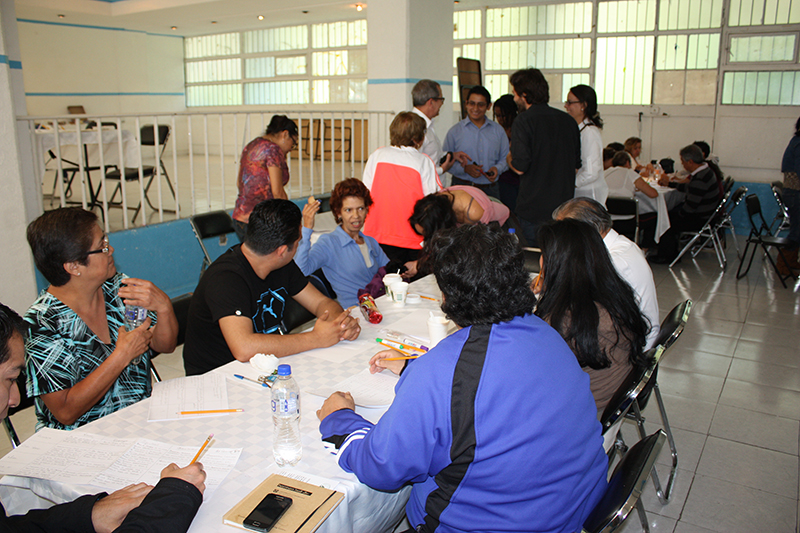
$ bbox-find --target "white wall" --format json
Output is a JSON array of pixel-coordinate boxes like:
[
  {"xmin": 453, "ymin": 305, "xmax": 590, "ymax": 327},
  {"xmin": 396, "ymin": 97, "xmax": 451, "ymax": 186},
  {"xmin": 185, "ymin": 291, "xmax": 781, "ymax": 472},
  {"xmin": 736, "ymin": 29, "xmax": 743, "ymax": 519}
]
[{"xmin": 17, "ymin": 20, "xmax": 185, "ymax": 117}]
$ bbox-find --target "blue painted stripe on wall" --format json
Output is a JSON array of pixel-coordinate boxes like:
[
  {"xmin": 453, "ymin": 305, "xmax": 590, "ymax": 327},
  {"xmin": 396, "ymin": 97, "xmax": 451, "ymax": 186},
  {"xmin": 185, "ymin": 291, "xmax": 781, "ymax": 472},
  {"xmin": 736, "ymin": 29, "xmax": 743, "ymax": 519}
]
[
  {"xmin": 26, "ymin": 92, "xmax": 184, "ymax": 97},
  {"xmin": 369, "ymin": 78, "xmax": 453, "ymax": 86},
  {"xmin": 17, "ymin": 18, "xmax": 183, "ymax": 38},
  {"xmin": 0, "ymin": 55, "xmax": 7, "ymax": 64},
  {"xmin": 9, "ymin": 60, "xmax": 22, "ymax": 69}
]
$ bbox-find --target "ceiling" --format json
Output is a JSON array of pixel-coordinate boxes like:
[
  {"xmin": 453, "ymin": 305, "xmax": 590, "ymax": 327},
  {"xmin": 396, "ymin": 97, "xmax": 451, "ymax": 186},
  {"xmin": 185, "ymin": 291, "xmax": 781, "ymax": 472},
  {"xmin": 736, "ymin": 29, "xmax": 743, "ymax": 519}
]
[{"xmin": 14, "ymin": 0, "xmax": 371, "ymax": 37}]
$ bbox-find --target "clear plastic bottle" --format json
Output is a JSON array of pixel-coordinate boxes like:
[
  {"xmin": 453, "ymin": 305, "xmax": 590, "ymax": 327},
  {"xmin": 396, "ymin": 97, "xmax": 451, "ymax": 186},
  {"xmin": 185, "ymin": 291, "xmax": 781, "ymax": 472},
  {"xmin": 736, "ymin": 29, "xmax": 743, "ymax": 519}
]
[
  {"xmin": 508, "ymin": 228, "xmax": 519, "ymax": 243},
  {"xmin": 123, "ymin": 304, "xmax": 147, "ymax": 366},
  {"xmin": 271, "ymin": 364, "xmax": 302, "ymax": 466}
]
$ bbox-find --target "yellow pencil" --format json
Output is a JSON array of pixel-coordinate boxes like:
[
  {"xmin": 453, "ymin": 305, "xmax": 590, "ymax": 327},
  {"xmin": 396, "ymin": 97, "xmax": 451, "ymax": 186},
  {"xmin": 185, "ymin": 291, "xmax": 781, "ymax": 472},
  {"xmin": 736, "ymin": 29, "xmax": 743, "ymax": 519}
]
[
  {"xmin": 190, "ymin": 433, "xmax": 213, "ymax": 464},
  {"xmin": 418, "ymin": 295, "xmax": 438, "ymax": 302},
  {"xmin": 180, "ymin": 408, "xmax": 244, "ymax": 415},
  {"xmin": 383, "ymin": 355, "xmax": 421, "ymax": 361}
]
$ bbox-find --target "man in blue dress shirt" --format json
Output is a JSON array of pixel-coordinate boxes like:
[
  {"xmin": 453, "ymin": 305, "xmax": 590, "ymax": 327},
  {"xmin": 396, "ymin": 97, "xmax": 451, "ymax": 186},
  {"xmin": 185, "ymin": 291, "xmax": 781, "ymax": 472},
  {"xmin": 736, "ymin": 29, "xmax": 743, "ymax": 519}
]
[{"xmin": 443, "ymin": 86, "xmax": 510, "ymax": 199}]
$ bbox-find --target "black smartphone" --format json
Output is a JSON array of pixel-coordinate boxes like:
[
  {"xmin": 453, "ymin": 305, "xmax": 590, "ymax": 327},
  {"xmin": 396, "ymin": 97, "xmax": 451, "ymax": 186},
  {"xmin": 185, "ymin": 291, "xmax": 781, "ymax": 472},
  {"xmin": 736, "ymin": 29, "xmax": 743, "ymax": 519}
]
[
  {"xmin": 439, "ymin": 151, "xmax": 452, "ymax": 165},
  {"xmin": 243, "ymin": 493, "xmax": 293, "ymax": 532}
]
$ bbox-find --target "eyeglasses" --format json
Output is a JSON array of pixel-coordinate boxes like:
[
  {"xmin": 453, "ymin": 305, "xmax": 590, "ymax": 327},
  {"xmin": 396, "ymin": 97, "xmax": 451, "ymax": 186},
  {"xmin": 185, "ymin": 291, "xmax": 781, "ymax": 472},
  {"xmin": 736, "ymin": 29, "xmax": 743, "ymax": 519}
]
[
  {"xmin": 87, "ymin": 237, "xmax": 110, "ymax": 256},
  {"xmin": 466, "ymin": 101, "xmax": 488, "ymax": 108},
  {"xmin": 564, "ymin": 100, "xmax": 581, "ymax": 105},
  {"xmin": 433, "ymin": 97, "xmax": 446, "ymax": 102}
]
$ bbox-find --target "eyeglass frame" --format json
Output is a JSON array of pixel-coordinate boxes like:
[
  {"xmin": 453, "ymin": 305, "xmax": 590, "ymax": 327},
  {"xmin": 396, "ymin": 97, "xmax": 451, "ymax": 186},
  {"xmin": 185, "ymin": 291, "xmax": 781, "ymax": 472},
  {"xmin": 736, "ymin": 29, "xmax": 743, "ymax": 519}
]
[{"xmin": 86, "ymin": 236, "xmax": 110, "ymax": 256}]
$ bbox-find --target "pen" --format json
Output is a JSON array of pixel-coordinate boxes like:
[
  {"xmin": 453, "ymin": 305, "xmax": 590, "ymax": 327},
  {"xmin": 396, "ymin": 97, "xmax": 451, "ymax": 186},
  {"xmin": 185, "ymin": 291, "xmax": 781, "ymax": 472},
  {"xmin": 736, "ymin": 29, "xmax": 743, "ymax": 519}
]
[
  {"xmin": 400, "ymin": 337, "xmax": 430, "ymax": 351},
  {"xmin": 384, "ymin": 355, "xmax": 421, "ymax": 361},
  {"xmin": 377, "ymin": 341, "xmax": 412, "ymax": 356},
  {"xmin": 234, "ymin": 374, "xmax": 271, "ymax": 388},
  {"xmin": 190, "ymin": 433, "xmax": 213, "ymax": 464},
  {"xmin": 376, "ymin": 338, "xmax": 425, "ymax": 353},
  {"xmin": 180, "ymin": 408, "xmax": 244, "ymax": 415}
]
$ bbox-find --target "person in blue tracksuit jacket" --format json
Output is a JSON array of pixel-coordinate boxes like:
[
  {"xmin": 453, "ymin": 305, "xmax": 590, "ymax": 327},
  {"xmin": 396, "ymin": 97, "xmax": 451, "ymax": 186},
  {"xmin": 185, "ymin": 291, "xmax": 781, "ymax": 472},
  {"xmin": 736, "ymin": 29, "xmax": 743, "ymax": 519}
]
[{"xmin": 318, "ymin": 223, "xmax": 608, "ymax": 533}]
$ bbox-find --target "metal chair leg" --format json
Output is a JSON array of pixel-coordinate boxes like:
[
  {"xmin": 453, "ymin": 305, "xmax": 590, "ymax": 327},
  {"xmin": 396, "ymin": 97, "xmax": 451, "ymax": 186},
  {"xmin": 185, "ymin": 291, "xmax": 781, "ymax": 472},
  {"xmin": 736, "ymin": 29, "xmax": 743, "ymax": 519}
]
[
  {"xmin": 670, "ymin": 232, "xmax": 703, "ymax": 268},
  {"xmin": 652, "ymin": 384, "xmax": 678, "ymax": 504},
  {"xmin": 635, "ymin": 500, "xmax": 651, "ymax": 533}
]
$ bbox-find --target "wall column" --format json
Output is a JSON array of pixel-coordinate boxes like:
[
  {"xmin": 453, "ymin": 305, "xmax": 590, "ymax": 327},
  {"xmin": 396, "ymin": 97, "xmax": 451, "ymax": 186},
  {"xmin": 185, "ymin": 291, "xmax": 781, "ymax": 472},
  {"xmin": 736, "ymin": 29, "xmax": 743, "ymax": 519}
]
[{"xmin": 0, "ymin": 0, "xmax": 38, "ymax": 311}]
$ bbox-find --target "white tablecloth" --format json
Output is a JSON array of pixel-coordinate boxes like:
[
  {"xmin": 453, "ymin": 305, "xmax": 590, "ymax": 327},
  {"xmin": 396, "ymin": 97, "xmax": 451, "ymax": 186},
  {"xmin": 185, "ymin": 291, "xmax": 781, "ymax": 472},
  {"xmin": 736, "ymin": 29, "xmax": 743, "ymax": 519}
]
[
  {"xmin": 0, "ymin": 276, "xmax": 444, "ymax": 533},
  {"xmin": 635, "ymin": 185, "xmax": 685, "ymax": 242},
  {"xmin": 36, "ymin": 129, "xmax": 141, "ymax": 169}
]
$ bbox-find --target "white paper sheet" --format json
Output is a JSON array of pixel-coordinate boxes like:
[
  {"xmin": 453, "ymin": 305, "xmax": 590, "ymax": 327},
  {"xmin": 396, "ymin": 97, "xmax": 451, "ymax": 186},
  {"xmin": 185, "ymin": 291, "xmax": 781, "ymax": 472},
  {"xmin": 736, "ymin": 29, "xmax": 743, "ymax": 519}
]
[
  {"xmin": 148, "ymin": 373, "xmax": 230, "ymax": 421},
  {"xmin": 308, "ymin": 368, "xmax": 399, "ymax": 408},
  {"xmin": 0, "ymin": 429, "xmax": 241, "ymax": 499}
]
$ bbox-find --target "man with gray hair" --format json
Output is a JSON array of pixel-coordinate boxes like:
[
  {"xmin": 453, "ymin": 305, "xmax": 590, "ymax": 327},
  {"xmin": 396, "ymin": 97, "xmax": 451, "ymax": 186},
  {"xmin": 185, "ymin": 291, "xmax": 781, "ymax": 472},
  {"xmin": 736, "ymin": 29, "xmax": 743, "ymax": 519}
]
[
  {"xmin": 553, "ymin": 198, "xmax": 660, "ymax": 349},
  {"xmin": 411, "ymin": 79, "xmax": 469, "ymax": 178},
  {"xmin": 650, "ymin": 144, "xmax": 721, "ymax": 263}
]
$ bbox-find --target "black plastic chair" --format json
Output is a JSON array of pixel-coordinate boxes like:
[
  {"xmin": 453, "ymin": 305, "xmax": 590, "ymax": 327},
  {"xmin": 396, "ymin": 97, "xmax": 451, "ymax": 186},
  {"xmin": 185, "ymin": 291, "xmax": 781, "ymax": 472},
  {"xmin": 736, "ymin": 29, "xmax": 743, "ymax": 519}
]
[
  {"xmin": 736, "ymin": 194, "xmax": 797, "ymax": 287},
  {"xmin": 607, "ymin": 196, "xmax": 640, "ymax": 245},
  {"xmin": 106, "ymin": 125, "xmax": 174, "ymax": 222},
  {"xmin": 581, "ymin": 430, "xmax": 667, "ymax": 533},
  {"xmin": 3, "ymin": 371, "xmax": 35, "ymax": 448},
  {"xmin": 190, "ymin": 211, "xmax": 237, "ymax": 277},
  {"xmin": 625, "ymin": 299, "xmax": 692, "ymax": 505}
]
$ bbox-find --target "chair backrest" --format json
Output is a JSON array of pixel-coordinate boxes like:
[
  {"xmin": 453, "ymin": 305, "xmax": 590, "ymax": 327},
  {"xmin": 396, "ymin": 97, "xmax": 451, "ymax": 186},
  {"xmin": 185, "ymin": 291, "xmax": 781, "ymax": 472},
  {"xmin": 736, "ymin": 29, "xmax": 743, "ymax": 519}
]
[
  {"xmin": 606, "ymin": 196, "xmax": 639, "ymax": 217},
  {"xmin": 653, "ymin": 299, "xmax": 692, "ymax": 350},
  {"xmin": 140, "ymin": 125, "xmax": 170, "ymax": 148},
  {"xmin": 744, "ymin": 194, "xmax": 770, "ymax": 234},
  {"xmin": 727, "ymin": 186, "xmax": 748, "ymax": 212},
  {"xmin": 600, "ymin": 345, "xmax": 663, "ymax": 434},
  {"xmin": 581, "ymin": 430, "xmax": 667, "ymax": 533},
  {"xmin": 723, "ymin": 176, "xmax": 734, "ymax": 195},
  {"xmin": 190, "ymin": 211, "xmax": 237, "ymax": 274}
]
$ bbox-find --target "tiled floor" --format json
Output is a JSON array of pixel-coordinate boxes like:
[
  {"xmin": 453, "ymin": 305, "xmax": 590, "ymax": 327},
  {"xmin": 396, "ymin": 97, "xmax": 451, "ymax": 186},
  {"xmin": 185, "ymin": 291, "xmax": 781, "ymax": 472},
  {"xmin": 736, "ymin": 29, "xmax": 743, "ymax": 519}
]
[{"xmin": 3, "ymin": 236, "xmax": 800, "ymax": 532}]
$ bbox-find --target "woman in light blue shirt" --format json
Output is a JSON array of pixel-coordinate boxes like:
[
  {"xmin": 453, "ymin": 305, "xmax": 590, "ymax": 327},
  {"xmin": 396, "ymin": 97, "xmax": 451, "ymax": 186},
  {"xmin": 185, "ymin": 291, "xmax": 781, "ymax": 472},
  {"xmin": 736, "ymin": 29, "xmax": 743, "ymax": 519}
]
[{"xmin": 296, "ymin": 179, "xmax": 389, "ymax": 307}]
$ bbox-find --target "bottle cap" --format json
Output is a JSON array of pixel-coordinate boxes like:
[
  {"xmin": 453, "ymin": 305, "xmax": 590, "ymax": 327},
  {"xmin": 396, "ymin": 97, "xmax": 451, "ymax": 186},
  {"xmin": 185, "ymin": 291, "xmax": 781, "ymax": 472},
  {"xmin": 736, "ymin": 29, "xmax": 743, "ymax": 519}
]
[
  {"xmin": 508, "ymin": 228, "xmax": 516, "ymax": 234},
  {"xmin": 277, "ymin": 364, "xmax": 291, "ymax": 376}
]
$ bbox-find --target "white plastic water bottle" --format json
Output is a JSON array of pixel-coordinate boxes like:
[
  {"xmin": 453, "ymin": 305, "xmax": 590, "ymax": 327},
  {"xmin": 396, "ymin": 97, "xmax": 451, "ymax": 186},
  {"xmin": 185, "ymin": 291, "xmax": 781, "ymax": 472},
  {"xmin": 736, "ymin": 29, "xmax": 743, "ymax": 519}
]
[
  {"xmin": 271, "ymin": 364, "xmax": 302, "ymax": 466},
  {"xmin": 123, "ymin": 304, "xmax": 147, "ymax": 366}
]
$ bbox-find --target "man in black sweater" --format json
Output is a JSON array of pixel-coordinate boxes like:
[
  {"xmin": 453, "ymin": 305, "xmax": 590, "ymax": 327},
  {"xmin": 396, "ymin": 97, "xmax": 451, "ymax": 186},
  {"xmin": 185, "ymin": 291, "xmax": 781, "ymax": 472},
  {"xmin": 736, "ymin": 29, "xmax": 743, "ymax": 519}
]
[
  {"xmin": 0, "ymin": 302, "xmax": 206, "ymax": 533},
  {"xmin": 650, "ymin": 144, "xmax": 721, "ymax": 263}
]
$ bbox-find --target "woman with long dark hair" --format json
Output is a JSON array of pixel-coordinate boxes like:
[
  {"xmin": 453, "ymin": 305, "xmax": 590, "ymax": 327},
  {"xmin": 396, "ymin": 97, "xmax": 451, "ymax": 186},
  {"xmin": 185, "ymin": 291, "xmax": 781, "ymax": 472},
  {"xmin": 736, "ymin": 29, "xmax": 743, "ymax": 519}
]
[
  {"xmin": 493, "ymin": 94, "xmax": 520, "ymax": 211},
  {"xmin": 565, "ymin": 84, "xmax": 608, "ymax": 204},
  {"xmin": 535, "ymin": 219, "xmax": 650, "ymax": 413}
]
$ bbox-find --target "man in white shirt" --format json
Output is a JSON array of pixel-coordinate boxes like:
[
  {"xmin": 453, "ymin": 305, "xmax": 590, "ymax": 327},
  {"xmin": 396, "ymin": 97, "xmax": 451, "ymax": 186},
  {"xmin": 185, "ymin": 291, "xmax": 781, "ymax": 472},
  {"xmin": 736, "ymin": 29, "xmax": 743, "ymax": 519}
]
[
  {"xmin": 554, "ymin": 198, "xmax": 660, "ymax": 349},
  {"xmin": 411, "ymin": 79, "xmax": 469, "ymax": 178}
]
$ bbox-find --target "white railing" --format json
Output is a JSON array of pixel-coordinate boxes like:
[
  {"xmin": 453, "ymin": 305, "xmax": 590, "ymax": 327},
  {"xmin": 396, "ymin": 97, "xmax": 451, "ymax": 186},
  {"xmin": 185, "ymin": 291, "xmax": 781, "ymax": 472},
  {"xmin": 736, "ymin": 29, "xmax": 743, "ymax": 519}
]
[{"xmin": 17, "ymin": 110, "xmax": 396, "ymax": 232}]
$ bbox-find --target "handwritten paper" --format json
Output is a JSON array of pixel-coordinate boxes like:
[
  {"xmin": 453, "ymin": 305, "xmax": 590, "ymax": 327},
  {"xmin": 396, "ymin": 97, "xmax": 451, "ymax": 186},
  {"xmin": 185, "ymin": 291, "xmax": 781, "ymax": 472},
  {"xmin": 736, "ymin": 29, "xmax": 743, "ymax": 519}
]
[
  {"xmin": 148, "ymin": 373, "xmax": 229, "ymax": 421},
  {"xmin": 308, "ymin": 368, "xmax": 399, "ymax": 408},
  {"xmin": 0, "ymin": 429, "xmax": 241, "ymax": 498}
]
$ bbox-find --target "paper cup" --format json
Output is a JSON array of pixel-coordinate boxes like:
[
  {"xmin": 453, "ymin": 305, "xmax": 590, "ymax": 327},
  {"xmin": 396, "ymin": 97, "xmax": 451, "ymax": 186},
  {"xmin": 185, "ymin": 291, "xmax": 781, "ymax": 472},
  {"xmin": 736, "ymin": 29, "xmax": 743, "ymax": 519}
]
[
  {"xmin": 390, "ymin": 281, "xmax": 409, "ymax": 307},
  {"xmin": 383, "ymin": 274, "xmax": 402, "ymax": 299},
  {"xmin": 427, "ymin": 315, "xmax": 450, "ymax": 347}
]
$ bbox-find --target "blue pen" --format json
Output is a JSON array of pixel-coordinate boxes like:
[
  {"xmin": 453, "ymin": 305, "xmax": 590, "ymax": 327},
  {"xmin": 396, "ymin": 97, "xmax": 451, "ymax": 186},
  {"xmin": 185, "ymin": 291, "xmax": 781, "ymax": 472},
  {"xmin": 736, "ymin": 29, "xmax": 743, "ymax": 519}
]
[{"xmin": 234, "ymin": 374, "xmax": 271, "ymax": 388}]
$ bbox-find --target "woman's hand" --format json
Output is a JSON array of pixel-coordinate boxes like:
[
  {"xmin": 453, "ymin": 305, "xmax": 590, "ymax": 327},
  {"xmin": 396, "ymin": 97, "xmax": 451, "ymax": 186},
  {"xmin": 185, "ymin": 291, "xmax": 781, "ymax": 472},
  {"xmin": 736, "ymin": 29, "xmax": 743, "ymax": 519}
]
[
  {"xmin": 119, "ymin": 279, "xmax": 171, "ymax": 314},
  {"xmin": 116, "ymin": 319, "xmax": 153, "ymax": 363},
  {"xmin": 369, "ymin": 350, "xmax": 406, "ymax": 376},
  {"xmin": 402, "ymin": 261, "xmax": 418, "ymax": 279},
  {"xmin": 302, "ymin": 197, "xmax": 320, "ymax": 229}
]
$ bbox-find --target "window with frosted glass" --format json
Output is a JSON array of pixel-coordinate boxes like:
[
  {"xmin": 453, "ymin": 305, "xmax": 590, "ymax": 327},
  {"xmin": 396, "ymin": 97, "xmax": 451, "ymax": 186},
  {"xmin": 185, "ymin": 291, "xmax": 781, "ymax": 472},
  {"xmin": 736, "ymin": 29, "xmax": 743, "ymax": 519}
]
[
  {"xmin": 186, "ymin": 59, "xmax": 241, "ymax": 83},
  {"xmin": 184, "ymin": 33, "xmax": 240, "ymax": 58},
  {"xmin": 656, "ymin": 34, "xmax": 720, "ymax": 69},
  {"xmin": 729, "ymin": 0, "xmax": 800, "ymax": 26},
  {"xmin": 454, "ymin": 10, "xmax": 482, "ymax": 40},
  {"xmin": 453, "ymin": 45, "xmax": 481, "ymax": 68},
  {"xmin": 244, "ymin": 81, "xmax": 309, "ymax": 105},
  {"xmin": 485, "ymin": 74, "xmax": 511, "ymax": 102},
  {"xmin": 485, "ymin": 4, "xmax": 592, "ymax": 37},
  {"xmin": 722, "ymin": 70, "xmax": 800, "ymax": 104},
  {"xmin": 485, "ymin": 39, "xmax": 591, "ymax": 70},
  {"xmin": 596, "ymin": 36, "xmax": 655, "ymax": 104},
  {"xmin": 729, "ymin": 34, "xmax": 797, "ymax": 62},
  {"xmin": 658, "ymin": 0, "xmax": 723, "ymax": 30},
  {"xmin": 312, "ymin": 20, "xmax": 367, "ymax": 48},
  {"xmin": 597, "ymin": 0, "xmax": 657, "ymax": 33},
  {"xmin": 186, "ymin": 84, "xmax": 242, "ymax": 106},
  {"xmin": 243, "ymin": 25, "xmax": 307, "ymax": 53},
  {"xmin": 561, "ymin": 73, "xmax": 592, "ymax": 101}
]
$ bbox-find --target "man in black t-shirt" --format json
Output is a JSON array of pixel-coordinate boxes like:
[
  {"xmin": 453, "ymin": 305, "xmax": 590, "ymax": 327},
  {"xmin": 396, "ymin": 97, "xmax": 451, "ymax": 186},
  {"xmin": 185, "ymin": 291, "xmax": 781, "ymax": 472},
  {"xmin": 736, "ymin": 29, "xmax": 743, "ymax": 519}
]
[{"xmin": 183, "ymin": 200, "xmax": 361, "ymax": 376}]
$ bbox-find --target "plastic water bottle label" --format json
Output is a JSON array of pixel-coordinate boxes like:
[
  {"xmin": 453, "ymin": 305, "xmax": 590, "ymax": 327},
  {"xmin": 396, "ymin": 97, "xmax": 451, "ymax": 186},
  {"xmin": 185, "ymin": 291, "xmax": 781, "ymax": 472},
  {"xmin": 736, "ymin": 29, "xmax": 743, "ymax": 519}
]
[
  {"xmin": 124, "ymin": 306, "xmax": 147, "ymax": 330},
  {"xmin": 271, "ymin": 395, "xmax": 298, "ymax": 415}
]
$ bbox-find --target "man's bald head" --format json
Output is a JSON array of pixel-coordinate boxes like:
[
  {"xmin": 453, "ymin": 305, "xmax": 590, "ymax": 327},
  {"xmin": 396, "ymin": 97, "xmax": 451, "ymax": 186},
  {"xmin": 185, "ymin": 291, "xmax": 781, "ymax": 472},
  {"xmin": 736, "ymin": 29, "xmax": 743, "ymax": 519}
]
[{"xmin": 552, "ymin": 198, "xmax": 613, "ymax": 237}]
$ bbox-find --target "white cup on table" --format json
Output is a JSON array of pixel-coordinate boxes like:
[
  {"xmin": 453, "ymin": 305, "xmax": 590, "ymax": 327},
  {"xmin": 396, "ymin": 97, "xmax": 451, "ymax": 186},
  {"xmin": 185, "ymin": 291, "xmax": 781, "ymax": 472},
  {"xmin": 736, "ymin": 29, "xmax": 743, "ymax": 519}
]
[
  {"xmin": 427, "ymin": 314, "xmax": 450, "ymax": 347},
  {"xmin": 383, "ymin": 273, "xmax": 402, "ymax": 299},
  {"xmin": 390, "ymin": 281, "xmax": 409, "ymax": 306}
]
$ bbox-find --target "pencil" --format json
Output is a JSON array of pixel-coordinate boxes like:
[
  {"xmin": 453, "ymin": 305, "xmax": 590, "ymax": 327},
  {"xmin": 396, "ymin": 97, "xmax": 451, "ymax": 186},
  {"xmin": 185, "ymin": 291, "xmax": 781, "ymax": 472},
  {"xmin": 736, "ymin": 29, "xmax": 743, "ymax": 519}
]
[
  {"xmin": 190, "ymin": 434, "xmax": 213, "ymax": 464},
  {"xmin": 383, "ymin": 355, "xmax": 421, "ymax": 361},
  {"xmin": 418, "ymin": 295, "xmax": 438, "ymax": 302},
  {"xmin": 377, "ymin": 341, "xmax": 412, "ymax": 356},
  {"xmin": 180, "ymin": 408, "xmax": 244, "ymax": 415}
]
